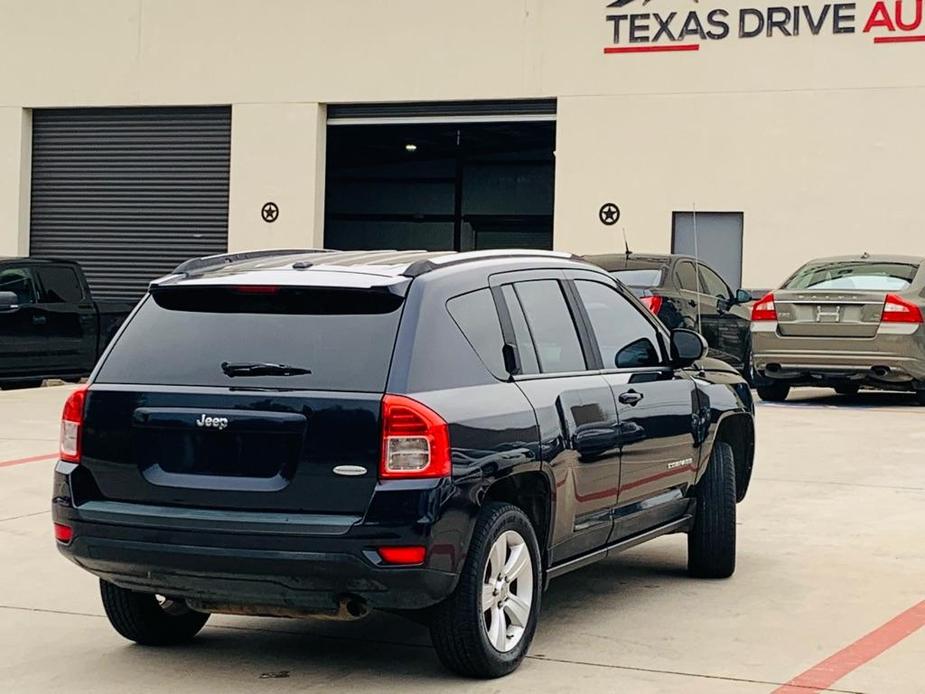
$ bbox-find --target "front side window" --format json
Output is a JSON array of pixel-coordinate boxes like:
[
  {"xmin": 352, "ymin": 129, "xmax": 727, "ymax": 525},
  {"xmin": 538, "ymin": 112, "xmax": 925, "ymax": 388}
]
[
  {"xmin": 783, "ymin": 262, "xmax": 918, "ymax": 291},
  {"xmin": 698, "ymin": 266, "xmax": 732, "ymax": 299},
  {"xmin": 37, "ymin": 266, "xmax": 83, "ymax": 303},
  {"xmin": 511, "ymin": 280, "xmax": 586, "ymax": 374},
  {"xmin": 0, "ymin": 267, "xmax": 37, "ymax": 304},
  {"xmin": 575, "ymin": 280, "xmax": 662, "ymax": 370}
]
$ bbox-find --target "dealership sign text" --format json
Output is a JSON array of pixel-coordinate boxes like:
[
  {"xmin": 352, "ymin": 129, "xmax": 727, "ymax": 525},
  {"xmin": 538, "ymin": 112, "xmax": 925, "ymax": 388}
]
[{"xmin": 605, "ymin": 1, "xmax": 925, "ymax": 53}]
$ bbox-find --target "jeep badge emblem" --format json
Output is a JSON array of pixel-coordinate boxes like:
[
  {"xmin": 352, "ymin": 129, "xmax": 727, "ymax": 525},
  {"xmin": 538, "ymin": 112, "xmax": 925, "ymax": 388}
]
[{"xmin": 196, "ymin": 414, "xmax": 229, "ymax": 430}]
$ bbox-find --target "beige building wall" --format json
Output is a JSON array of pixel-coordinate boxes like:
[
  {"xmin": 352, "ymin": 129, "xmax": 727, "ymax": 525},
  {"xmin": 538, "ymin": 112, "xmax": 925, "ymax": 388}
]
[
  {"xmin": 556, "ymin": 87, "xmax": 925, "ymax": 288},
  {"xmin": 0, "ymin": 107, "xmax": 31, "ymax": 257},
  {"xmin": 0, "ymin": 0, "xmax": 922, "ymax": 285},
  {"xmin": 227, "ymin": 103, "xmax": 326, "ymax": 252}
]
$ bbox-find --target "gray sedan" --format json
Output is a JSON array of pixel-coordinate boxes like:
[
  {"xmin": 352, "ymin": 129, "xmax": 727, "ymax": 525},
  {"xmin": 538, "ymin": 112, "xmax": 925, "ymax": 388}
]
[{"xmin": 751, "ymin": 254, "xmax": 925, "ymax": 404}]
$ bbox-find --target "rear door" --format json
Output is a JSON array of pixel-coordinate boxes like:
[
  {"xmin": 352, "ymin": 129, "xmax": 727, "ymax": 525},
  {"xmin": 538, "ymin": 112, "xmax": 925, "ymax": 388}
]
[
  {"xmin": 0, "ymin": 265, "xmax": 45, "ymax": 378},
  {"xmin": 492, "ymin": 271, "xmax": 622, "ymax": 564},
  {"xmin": 33, "ymin": 264, "xmax": 97, "ymax": 376},
  {"xmin": 84, "ymin": 283, "xmax": 406, "ymax": 515},
  {"xmin": 568, "ymin": 272, "xmax": 698, "ymax": 541}
]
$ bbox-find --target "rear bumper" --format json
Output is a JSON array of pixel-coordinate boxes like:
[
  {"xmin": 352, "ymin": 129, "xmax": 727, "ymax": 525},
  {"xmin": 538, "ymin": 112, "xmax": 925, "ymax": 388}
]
[
  {"xmin": 53, "ymin": 464, "xmax": 465, "ymax": 612},
  {"xmin": 751, "ymin": 323, "xmax": 925, "ymax": 385}
]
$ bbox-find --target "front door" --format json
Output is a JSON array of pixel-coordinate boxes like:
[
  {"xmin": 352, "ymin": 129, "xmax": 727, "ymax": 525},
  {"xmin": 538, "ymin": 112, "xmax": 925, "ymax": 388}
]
[
  {"xmin": 0, "ymin": 265, "xmax": 45, "ymax": 379},
  {"xmin": 492, "ymin": 272, "xmax": 622, "ymax": 564},
  {"xmin": 569, "ymin": 273, "xmax": 698, "ymax": 541}
]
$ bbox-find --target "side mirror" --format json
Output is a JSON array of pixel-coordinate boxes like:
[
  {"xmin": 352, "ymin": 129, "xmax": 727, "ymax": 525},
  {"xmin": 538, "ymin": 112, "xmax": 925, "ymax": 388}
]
[
  {"xmin": 670, "ymin": 329, "xmax": 708, "ymax": 368},
  {"xmin": 734, "ymin": 289, "xmax": 753, "ymax": 304},
  {"xmin": 0, "ymin": 291, "xmax": 19, "ymax": 312}
]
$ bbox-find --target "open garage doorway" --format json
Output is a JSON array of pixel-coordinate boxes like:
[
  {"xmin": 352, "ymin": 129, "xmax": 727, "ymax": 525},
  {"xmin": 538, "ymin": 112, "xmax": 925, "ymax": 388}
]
[{"xmin": 324, "ymin": 101, "xmax": 556, "ymax": 252}]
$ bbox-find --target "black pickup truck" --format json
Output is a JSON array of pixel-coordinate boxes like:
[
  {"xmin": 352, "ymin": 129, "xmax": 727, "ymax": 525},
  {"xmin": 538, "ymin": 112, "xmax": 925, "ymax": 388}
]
[{"xmin": 0, "ymin": 258, "xmax": 134, "ymax": 389}]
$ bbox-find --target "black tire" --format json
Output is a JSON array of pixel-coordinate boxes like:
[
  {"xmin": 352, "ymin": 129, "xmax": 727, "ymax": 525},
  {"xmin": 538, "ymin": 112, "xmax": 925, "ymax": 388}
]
[
  {"xmin": 688, "ymin": 441, "xmax": 736, "ymax": 579},
  {"xmin": 1, "ymin": 379, "xmax": 43, "ymax": 391},
  {"xmin": 100, "ymin": 580, "xmax": 209, "ymax": 646},
  {"xmin": 430, "ymin": 502, "xmax": 542, "ymax": 679},
  {"xmin": 756, "ymin": 383, "xmax": 790, "ymax": 402},
  {"xmin": 834, "ymin": 383, "xmax": 860, "ymax": 396}
]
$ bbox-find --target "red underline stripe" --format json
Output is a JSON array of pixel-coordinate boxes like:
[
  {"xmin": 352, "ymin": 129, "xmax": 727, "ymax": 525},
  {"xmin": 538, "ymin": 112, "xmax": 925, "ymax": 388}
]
[
  {"xmin": 0, "ymin": 453, "xmax": 58, "ymax": 469},
  {"xmin": 604, "ymin": 44, "xmax": 700, "ymax": 54},
  {"xmin": 772, "ymin": 600, "xmax": 925, "ymax": 694},
  {"xmin": 874, "ymin": 34, "xmax": 925, "ymax": 43}
]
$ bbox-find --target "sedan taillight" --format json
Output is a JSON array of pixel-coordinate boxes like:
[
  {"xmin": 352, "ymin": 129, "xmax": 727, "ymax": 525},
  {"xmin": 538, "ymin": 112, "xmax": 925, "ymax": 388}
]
[
  {"xmin": 380, "ymin": 395, "xmax": 451, "ymax": 480},
  {"xmin": 640, "ymin": 295, "xmax": 663, "ymax": 315},
  {"xmin": 60, "ymin": 386, "xmax": 88, "ymax": 463},
  {"xmin": 751, "ymin": 293, "xmax": 778, "ymax": 322},
  {"xmin": 881, "ymin": 294, "xmax": 924, "ymax": 324}
]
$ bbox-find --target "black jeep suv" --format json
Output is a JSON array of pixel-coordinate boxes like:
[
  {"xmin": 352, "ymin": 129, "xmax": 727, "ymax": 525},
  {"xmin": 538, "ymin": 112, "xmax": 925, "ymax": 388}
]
[{"xmin": 53, "ymin": 249, "xmax": 755, "ymax": 678}]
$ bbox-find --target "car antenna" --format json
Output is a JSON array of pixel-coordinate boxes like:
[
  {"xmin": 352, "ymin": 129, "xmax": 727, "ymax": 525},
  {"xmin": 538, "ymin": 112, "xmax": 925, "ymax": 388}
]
[
  {"xmin": 623, "ymin": 228, "xmax": 632, "ymax": 258},
  {"xmin": 692, "ymin": 203, "xmax": 703, "ymax": 336}
]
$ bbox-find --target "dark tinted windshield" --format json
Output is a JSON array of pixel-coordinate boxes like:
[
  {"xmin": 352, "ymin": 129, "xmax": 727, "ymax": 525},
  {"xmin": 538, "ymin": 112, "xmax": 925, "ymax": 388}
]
[
  {"xmin": 784, "ymin": 262, "xmax": 918, "ymax": 291},
  {"xmin": 611, "ymin": 269, "xmax": 663, "ymax": 288},
  {"xmin": 96, "ymin": 287, "xmax": 404, "ymax": 392}
]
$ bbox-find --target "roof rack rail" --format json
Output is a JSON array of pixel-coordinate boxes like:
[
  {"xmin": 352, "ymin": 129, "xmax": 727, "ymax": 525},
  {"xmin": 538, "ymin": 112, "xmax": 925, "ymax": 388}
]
[
  {"xmin": 171, "ymin": 249, "xmax": 331, "ymax": 275},
  {"xmin": 402, "ymin": 250, "xmax": 581, "ymax": 278}
]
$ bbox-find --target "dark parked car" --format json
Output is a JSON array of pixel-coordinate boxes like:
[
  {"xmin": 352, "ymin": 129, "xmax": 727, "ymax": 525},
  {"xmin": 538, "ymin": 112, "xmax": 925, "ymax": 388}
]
[
  {"xmin": 0, "ymin": 258, "xmax": 133, "ymax": 389},
  {"xmin": 584, "ymin": 253, "xmax": 754, "ymax": 380},
  {"xmin": 53, "ymin": 249, "xmax": 756, "ymax": 678},
  {"xmin": 751, "ymin": 254, "xmax": 925, "ymax": 404}
]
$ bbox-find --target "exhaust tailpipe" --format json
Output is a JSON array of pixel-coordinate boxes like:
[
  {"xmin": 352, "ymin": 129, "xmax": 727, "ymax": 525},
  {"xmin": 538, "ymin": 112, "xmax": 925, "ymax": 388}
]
[{"xmin": 187, "ymin": 594, "xmax": 370, "ymax": 622}]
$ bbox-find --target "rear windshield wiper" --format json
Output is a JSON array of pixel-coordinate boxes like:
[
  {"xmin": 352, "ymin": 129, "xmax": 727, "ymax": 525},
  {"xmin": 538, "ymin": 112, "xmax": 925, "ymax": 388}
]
[{"xmin": 221, "ymin": 362, "xmax": 312, "ymax": 377}]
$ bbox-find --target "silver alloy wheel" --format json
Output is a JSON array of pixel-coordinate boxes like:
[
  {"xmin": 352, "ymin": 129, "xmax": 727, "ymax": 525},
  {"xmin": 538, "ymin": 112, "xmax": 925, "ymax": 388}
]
[{"xmin": 481, "ymin": 529, "xmax": 534, "ymax": 653}]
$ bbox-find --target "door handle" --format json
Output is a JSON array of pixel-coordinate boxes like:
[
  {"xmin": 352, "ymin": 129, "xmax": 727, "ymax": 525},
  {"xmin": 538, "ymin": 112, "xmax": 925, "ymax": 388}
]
[
  {"xmin": 618, "ymin": 390, "xmax": 644, "ymax": 406},
  {"xmin": 32, "ymin": 315, "xmax": 47, "ymax": 325}
]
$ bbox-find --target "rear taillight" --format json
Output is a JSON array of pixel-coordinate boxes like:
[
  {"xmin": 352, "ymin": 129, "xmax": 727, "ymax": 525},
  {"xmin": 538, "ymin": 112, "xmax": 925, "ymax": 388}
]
[
  {"xmin": 881, "ymin": 294, "xmax": 924, "ymax": 324},
  {"xmin": 640, "ymin": 295, "xmax": 663, "ymax": 315},
  {"xmin": 751, "ymin": 293, "xmax": 778, "ymax": 322},
  {"xmin": 380, "ymin": 394, "xmax": 451, "ymax": 480},
  {"xmin": 54, "ymin": 523, "xmax": 73, "ymax": 545},
  {"xmin": 378, "ymin": 546, "xmax": 427, "ymax": 565},
  {"xmin": 59, "ymin": 386, "xmax": 88, "ymax": 463}
]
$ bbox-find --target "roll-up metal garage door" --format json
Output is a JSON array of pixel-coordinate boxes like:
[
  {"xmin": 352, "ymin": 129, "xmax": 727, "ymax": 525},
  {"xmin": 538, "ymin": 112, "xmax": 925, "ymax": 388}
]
[{"xmin": 30, "ymin": 107, "xmax": 231, "ymax": 300}]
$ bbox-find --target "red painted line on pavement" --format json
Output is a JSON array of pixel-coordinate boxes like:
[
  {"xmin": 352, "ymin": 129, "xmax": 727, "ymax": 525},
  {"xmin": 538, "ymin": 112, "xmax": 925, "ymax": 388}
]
[
  {"xmin": 0, "ymin": 453, "xmax": 58, "ymax": 469},
  {"xmin": 604, "ymin": 44, "xmax": 700, "ymax": 54},
  {"xmin": 773, "ymin": 600, "xmax": 925, "ymax": 694},
  {"xmin": 874, "ymin": 34, "xmax": 925, "ymax": 44}
]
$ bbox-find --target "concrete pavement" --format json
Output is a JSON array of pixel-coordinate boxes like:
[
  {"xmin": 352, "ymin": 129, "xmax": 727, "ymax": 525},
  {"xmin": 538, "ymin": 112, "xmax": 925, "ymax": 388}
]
[{"xmin": 0, "ymin": 384, "xmax": 922, "ymax": 693}]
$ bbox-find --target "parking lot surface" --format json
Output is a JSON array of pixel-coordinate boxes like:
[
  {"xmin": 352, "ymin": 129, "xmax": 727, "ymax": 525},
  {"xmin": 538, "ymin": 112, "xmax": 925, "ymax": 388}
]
[{"xmin": 1, "ymin": 385, "xmax": 922, "ymax": 693}]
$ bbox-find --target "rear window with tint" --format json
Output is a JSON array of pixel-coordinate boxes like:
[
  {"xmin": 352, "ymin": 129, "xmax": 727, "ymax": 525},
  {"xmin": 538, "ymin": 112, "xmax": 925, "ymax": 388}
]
[
  {"xmin": 611, "ymin": 269, "xmax": 663, "ymax": 288},
  {"xmin": 96, "ymin": 287, "xmax": 404, "ymax": 392},
  {"xmin": 784, "ymin": 262, "xmax": 918, "ymax": 291},
  {"xmin": 447, "ymin": 289, "xmax": 507, "ymax": 380}
]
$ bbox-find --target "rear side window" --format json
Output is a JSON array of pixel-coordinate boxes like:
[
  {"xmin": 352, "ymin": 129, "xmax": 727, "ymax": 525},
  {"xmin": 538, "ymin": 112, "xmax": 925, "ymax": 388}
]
[
  {"xmin": 36, "ymin": 266, "xmax": 84, "ymax": 303},
  {"xmin": 447, "ymin": 289, "xmax": 506, "ymax": 380},
  {"xmin": 511, "ymin": 280, "xmax": 586, "ymax": 374},
  {"xmin": 784, "ymin": 262, "xmax": 918, "ymax": 291},
  {"xmin": 675, "ymin": 262, "xmax": 700, "ymax": 292},
  {"xmin": 0, "ymin": 267, "xmax": 37, "ymax": 304},
  {"xmin": 96, "ymin": 287, "xmax": 404, "ymax": 392},
  {"xmin": 575, "ymin": 280, "xmax": 662, "ymax": 370},
  {"xmin": 611, "ymin": 269, "xmax": 663, "ymax": 288}
]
